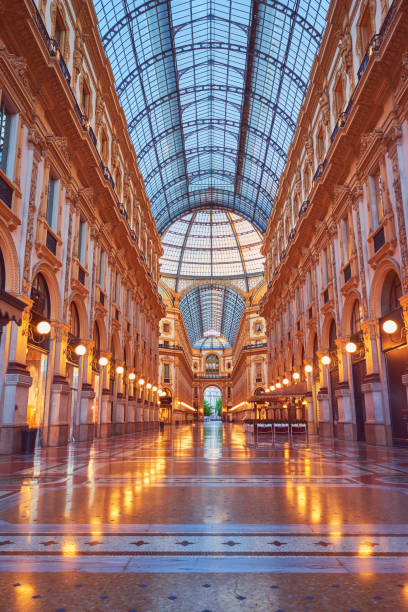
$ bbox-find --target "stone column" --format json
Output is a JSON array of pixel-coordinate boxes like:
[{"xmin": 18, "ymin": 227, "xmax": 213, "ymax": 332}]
[
  {"xmin": 361, "ymin": 319, "xmax": 391, "ymax": 445},
  {"xmin": 99, "ymin": 351, "xmax": 112, "ymax": 438},
  {"xmin": 114, "ymin": 362, "xmax": 125, "ymax": 435},
  {"xmin": 400, "ymin": 294, "xmax": 408, "ymax": 409},
  {"xmin": 316, "ymin": 350, "xmax": 333, "ymax": 437},
  {"xmin": 0, "ymin": 302, "xmax": 32, "ymax": 454},
  {"xmin": 335, "ymin": 338, "xmax": 355, "ymax": 441},
  {"xmin": 76, "ymin": 339, "xmax": 95, "ymax": 441},
  {"xmin": 47, "ymin": 322, "xmax": 70, "ymax": 447}
]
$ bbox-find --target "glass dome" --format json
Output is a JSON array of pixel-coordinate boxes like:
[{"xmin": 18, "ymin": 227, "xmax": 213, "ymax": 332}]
[{"xmin": 160, "ymin": 209, "xmax": 264, "ymax": 289}]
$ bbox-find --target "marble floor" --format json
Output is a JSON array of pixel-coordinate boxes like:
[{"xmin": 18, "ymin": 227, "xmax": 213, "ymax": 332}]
[{"xmin": 0, "ymin": 422, "xmax": 408, "ymax": 610}]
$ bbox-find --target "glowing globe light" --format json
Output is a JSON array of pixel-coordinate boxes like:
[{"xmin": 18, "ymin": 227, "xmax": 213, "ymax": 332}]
[
  {"xmin": 321, "ymin": 355, "xmax": 331, "ymax": 365},
  {"xmin": 75, "ymin": 344, "xmax": 86, "ymax": 356},
  {"xmin": 276, "ymin": 382, "xmax": 282, "ymax": 389},
  {"xmin": 283, "ymin": 378, "xmax": 289, "ymax": 385},
  {"xmin": 99, "ymin": 356, "xmax": 108, "ymax": 366},
  {"xmin": 146, "ymin": 383, "xmax": 152, "ymax": 389},
  {"xmin": 270, "ymin": 385, "xmax": 275, "ymax": 391},
  {"xmin": 36, "ymin": 321, "xmax": 51, "ymax": 335},
  {"xmin": 153, "ymin": 386, "xmax": 157, "ymax": 392},
  {"xmin": 138, "ymin": 378, "xmax": 145, "ymax": 386},
  {"xmin": 293, "ymin": 372, "xmax": 300, "ymax": 380},
  {"xmin": 265, "ymin": 388, "xmax": 270, "ymax": 393},
  {"xmin": 345, "ymin": 342, "xmax": 357, "ymax": 353},
  {"xmin": 128, "ymin": 373, "xmax": 136, "ymax": 381},
  {"xmin": 116, "ymin": 365, "xmax": 124, "ymax": 374},
  {"xmin": 382, "ymin": 319, "xmax": 397, "ymax": 334},
  {"xmin": 305, "ymin": 364, "xmax": 313, "ymax": 373}
]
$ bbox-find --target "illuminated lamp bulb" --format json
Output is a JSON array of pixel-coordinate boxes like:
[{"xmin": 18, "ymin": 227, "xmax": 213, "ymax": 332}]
[
  {"xmin": 321, "ymin": 355, "xmax": 331, "ymax": 365},
  {"xmin": 36, "ymin": 321, "xmax": 51, "ymax": 335},
  {"xmin": 116, "ymin": 365, "xmax": 124, "ymax": 374},
  {"xmin": 283, "ymin": 404, "xmax": 288, "ymax": 409},
  {"xmin": 75, "ymin": 344, "xmax": 86, "ymax": 356},
  {"xmin": 265, "ymin": 387, "xmax": 270, "ymax": 393},
  {"xmin": 293, "ymin": 372, "xmax": 300, "ymax": 380},
  {"xmin": 283, "ymin": 377, "xmax": 289, "ymax": 385},
  {"xmin": 158, "ymin": 400, "xmax": 161, "ymax": 405},
  {"xmin": 276, "ymin": 382, "xmax": 282, "ymax": 389},
  {"xmin": 99, "ymin": 356, "xmax": 108, "ymax": 367},
  {"xmin": 382, "ymin": 319, "xmax": 398, "ymax": 334},
  {"xmin": 138, "ymin": 378, "xmax": 145, "ymax": 386},
  {"xmin": 146, "ymin": 383, "xmax": 152, "ymax": 389},
  {"xmin": 305, "ymin": 364, "xmax": 313, "ymax": 373},
  {"xmin": 345, "ymin": 342, "xmax": 357, "ymax": 354},
  {"xmin": 153, "ymin": 386, "xmax": 157, "ymax": 392},
  {"xmin": 270, "ymin": 385, "xmax": 275, "ymax": 391},
  {"xmin": 128, "ymin": 373, "xmax": 136, "ymax": 381},
  {"xmin": 302, "ymin": 400, "xmax": 307, "ymax": 406}
]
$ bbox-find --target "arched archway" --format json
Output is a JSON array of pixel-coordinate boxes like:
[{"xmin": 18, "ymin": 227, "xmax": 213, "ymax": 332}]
[{"xmin": 203, "ymin": 385, "xmax": 222, "ymax": 419}]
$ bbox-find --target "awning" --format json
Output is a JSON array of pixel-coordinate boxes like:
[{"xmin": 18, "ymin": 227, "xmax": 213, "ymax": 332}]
[{"xmin": 0, "ymin": 290, "xmax": 26, "ymax": 327}]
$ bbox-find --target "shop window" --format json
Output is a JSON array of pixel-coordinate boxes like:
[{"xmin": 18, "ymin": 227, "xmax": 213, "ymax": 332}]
[
  {"xmin": 100, "ymin": 131, "xmax": 108, "ymax": 162},
  {"xmin": 99, "ymin": 249, "xmax": 105, "ymax": 290},
  {"xmin": 0, "ymin": 248, "xmax": 5, "ymax": 290},
  {"xmin": 54, "ymin": 11, "xmax": 66, "ymax": 53},
  {"xmin": 334, "ymin": 76, "xmax": 344, "ymax": 116},
  {"xmin": 30, "ymin": 273, "xmax": 50, "ymax": 320},
  {"xmin": 369, "ymin": 170, "xmax": 385, "ymax": 229},
  {"xmin": 316, "ymin": 127, "xmax": 324, "ymax": 161},
  {"xmin": 81, "ymin": 79, "xmax": 91, "ymax": 117},
  {"xmin": 164, "ymin": 363, "xmax": 170, "ymax": 382},
  {"xmin": 0, "ymin": 98, "xmax": 17, "ymax": 179},
  {"xmin": 358, "ymin": 5, "xmax": 374, "ymax": 57},
  {"xmin": 77, "ymin": 219, "xmax": 87, "ymax": 266},
  {"xmin": 46, "ymin": 175, "xmax": 59, "ymax": 232}
]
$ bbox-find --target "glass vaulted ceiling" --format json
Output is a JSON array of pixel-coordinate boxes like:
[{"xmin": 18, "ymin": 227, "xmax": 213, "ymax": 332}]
[
  {"xmin": 179, "ymin": 285, "xmax": 246, "ymax": 348},
  {"xmin": 160, "ymin": 210, "xmax": 264, "ymax": 292},
  {"xmin": 94, "ymin": 0, "xmax": 330, "ymax": 234}
]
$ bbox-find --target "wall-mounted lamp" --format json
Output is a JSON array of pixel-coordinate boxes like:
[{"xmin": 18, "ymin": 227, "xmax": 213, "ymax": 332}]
[
  {"xmin": 129, "ymin": 373, "xmax": 136, "ymax": 381},
  {"xmin": 36, "ymin": 321, "xmax": 51, "ymax": 335},
  {"xmin": 345, "ymin": 342, "xmax": 357, "ymax": 353},
  {"xmin": 293, "ymin": 372, "xmax": 300, "ymax": 380},
  {"xmin": 116, "ymin": 365, "xmax": 124, "ymax": 374},
  {"xmin": 283, "ymin": 378, "xmax": 289, "ymax": 385},
  {"xmin": 382, "ymin": 319, "xmax": 398, "ymax": 334},
  {"xmin": 305, "ymin": 364, "xmax": 313, "ymax": 373},
  {"xmin": 99, "ymin": 356, "xmax": 108, "ymax": 367},
  {"xmin": 321, "ymin": 355, "xmax": 331, "ymax": 365},
  {"xmin": 138, "ymin": 378, "xmax": 145, "ymax": 386},
  {"xmin": 75, "ymin": 344, "xmax": 86, "ymax": 356}
]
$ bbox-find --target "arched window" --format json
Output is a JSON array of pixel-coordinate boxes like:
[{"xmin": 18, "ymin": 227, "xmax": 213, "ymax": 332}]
[
  {"xmin": 30, "ymin": 274, "xmax": 50, "ymax": 319},
  {"xmin": 93, "ymin": 321, "xmax": 100, "ymax": 352},
  {"xmin": 350, "ymin": 300, "xmax": 362, "ymax": 335},
  {"xmin": 329, "ymin": 319, "xmax": 337, "ymax": 350},
  {"xmin": 205, "ymin": 353, "xmax": 219, "ymax": 375},
  {"xmin": 69, "ymin": 302, "xmax": 80, "ymax": 339},
  {"xmin": 0, "ymin": 248, "xmax": 5, "ymax": 291},
  {"xmin": 381, "ymin": 271, "xmax": 402, "ymax": 316}
]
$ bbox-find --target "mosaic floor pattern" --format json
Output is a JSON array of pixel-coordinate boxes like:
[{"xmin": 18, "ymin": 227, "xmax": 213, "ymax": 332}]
[{"xmin": 0, "ymin": 422, "xmax": 408, "ymax": 611}]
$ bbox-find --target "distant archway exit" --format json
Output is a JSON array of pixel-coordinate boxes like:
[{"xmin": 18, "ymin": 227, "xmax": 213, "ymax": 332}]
[{"xmin": 203, "ymin": 386, "xmax": 222, "ymax": 419}]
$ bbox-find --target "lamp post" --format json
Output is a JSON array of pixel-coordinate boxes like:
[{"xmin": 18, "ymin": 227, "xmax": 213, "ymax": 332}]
[{"xmin": 73, "ymin": 343, "xmax": 87, "ymax": 441}]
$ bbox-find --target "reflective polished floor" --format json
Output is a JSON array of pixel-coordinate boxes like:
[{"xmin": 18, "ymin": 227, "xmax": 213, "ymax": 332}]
[{"xmin": 1, "ymin": 422, "xmax": 408, "ymax": 610}]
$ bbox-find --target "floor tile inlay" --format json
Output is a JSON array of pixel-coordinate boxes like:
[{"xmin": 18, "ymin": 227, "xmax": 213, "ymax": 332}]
[{"xmin": 1, "ymin": 423, "xmax": 408, "ymax": 610}]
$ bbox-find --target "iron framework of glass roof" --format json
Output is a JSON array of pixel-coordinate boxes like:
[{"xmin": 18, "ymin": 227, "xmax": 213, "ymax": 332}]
[
  {"xmin": 160, "ymin": 209, "xmax": 264, "ymax": 291},
  {"xmin": 94, "ymin": 0, "xmax": 330, "ymax": 234},
  {"xmin": 179, "ymin": 285, "xmax": 245, "ymax": 348}
]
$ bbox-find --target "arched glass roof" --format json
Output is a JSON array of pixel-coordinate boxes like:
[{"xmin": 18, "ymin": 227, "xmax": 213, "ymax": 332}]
[
  {"xmin": 193, "ymin": 335, "xmax": 229, "ymax": 350},
  {"xmin": 94, "ymin": 0, "xmax": 330, "ymax": 233},
  {"xmin": 179, "ymin": 285, "xmax": 245, "ymax": 348},
  {"xmin": 160, "ymin": 209, "xmax": 264, "ymax": 291}
]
